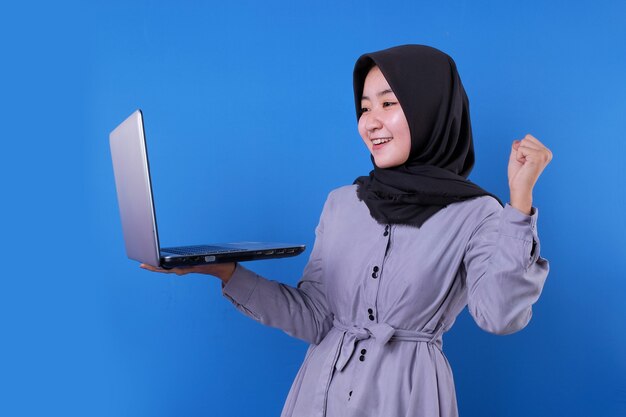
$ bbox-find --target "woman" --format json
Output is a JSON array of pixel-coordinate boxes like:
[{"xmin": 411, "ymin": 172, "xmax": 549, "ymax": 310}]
[{"xmin": 142, "ymin": 44, "xmax": 552, "ymax": 417}]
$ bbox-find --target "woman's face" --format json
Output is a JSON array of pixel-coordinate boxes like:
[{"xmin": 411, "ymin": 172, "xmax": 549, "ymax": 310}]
[{"xmin": 358, "ymin": 66, "xmax": 412, "ymax": 169}]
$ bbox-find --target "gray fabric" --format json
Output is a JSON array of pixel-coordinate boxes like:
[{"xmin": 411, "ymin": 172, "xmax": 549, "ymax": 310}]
[{"xmin": 222, "ymin": 184, "xmax": 549, "ymax": 417}]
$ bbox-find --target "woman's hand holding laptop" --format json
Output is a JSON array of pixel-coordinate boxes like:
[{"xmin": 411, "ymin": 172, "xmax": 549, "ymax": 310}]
[{"xmin": 140, "ymin": 262, "xmax": 237, "ymax": 283}]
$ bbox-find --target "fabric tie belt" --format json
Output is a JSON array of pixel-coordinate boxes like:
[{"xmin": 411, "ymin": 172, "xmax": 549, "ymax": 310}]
[
  {"xmin": 312, "ymin": 319, "xmax": 447, "ymax": 417},
  {"xmin": 331, "ymin": 318, "xmax": 445, "ymax": 371}
]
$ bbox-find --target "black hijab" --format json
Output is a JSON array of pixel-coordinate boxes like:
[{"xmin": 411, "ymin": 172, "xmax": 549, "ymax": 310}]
[{"xmin": 353, "ymin": 44, "xmax": 503, "ymax": 228}]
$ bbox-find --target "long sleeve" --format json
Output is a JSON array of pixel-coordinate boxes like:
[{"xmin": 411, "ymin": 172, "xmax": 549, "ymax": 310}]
[
  {"xmin": 463, "ymin": 203, "xmax": 550, "ymax": 335},
  {"xmin": 221, "ymin": 195, "xmax": 334, "ymax": 345}
]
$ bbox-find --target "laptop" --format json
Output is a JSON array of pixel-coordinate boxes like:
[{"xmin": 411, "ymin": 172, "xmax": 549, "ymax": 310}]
[{"xmin": 109, "ymin": 109, "xmax": 305, "ymax": 269}]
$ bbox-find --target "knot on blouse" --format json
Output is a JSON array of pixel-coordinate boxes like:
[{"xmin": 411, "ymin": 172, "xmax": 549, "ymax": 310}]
[{"xmin": 332, "ymin": 319, "xmax": 444, "ymax": 372}]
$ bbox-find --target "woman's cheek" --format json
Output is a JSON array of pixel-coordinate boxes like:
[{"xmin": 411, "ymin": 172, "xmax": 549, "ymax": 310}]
[{"xmin": 358, "ymin": 127, "xmax": 371, "ymax": 151}]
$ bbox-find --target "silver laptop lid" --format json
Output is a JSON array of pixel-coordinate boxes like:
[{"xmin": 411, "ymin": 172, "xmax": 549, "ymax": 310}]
[{"xmin": 109, "ymin": 110, "xmax": 161, "ymax": 267}]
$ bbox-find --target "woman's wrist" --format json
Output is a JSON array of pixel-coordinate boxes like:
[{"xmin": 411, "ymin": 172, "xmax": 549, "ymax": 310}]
[
  {"xmin": 509, "ymin": 192, "xmax": 532, "ymax": 215},
  {"xmin": 219, "ymin": 262, "xmax": 237, "ymax": 284}
]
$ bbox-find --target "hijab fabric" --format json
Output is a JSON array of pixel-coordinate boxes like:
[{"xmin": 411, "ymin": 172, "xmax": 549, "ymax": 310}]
[{"xmin": 353, "ymin": 44, "xmax": 503, "ymax": 228}]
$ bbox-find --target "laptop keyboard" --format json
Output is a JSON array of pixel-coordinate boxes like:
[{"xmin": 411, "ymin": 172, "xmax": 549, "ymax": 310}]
[{"xmin": 161, "ymin": 245, "xmax": 242, "ymax": 255}]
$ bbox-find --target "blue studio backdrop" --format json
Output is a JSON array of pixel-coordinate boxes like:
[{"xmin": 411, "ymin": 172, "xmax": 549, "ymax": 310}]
[{"xmin": 2, "ymin": 1, "xmax": 625, "ymax": 416}]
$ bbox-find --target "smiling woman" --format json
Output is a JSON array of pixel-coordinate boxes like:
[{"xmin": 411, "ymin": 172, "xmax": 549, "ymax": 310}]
[
  {"xmin": 358, "ymin": 66, "xmax": 412, "ymax": 169},
  {"xmin": 141, "ymin": 44, "xmax": 552, "ymax": 417}
]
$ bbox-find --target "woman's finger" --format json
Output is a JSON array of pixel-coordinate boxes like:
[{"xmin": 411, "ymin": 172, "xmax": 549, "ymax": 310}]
[
  {"xmin": 520, "ymin": 134, "xmax": 550, "ymax": 150},
  {"xmin": 516, "ymin": 145, "xmax": 552, "ymax": 166},
  {"xmin": 518, "ymin": 136, "xmax": 544, "ymax": 151},
  {"xmin": 140, "ymin": 263, "xmax": 173, "ymax": 274}
]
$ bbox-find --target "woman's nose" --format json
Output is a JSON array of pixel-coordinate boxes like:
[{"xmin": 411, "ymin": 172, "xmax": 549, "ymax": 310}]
[{"xmin": 364, "ymin": 111, "xmax": 383, "ymax": 131}]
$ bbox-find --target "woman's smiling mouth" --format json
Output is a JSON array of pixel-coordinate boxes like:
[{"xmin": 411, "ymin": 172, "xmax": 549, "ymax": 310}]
[{"xmin": 372, "ymin": 137, "xmax": 393, "ymax": 149}]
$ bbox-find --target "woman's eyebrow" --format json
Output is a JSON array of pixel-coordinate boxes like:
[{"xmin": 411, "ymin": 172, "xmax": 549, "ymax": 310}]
[{"xmin": 361, "ymin": 89, "xmax": 394, "ymax": 101}]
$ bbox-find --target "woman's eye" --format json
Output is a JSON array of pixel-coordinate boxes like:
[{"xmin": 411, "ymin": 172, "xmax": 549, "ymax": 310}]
[
  {"xmin": 382, "ymin": 101, "xmax": 396, "ymax": 107},
  {"xmin": 360, "ymin": 107, "xmax": 370, "ymax": 113}
]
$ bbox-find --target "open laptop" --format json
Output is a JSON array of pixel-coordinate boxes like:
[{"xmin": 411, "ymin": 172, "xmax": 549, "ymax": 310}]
[{"xmin": 109, "ymin": 109, "xmax": 305, "ymax": 269}]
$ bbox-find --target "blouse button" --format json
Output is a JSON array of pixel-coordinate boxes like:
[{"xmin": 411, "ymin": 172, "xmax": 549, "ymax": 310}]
[
  {"xmin": 361, "ymin": 349, "xmax": 367, "ymax": 354},
  {"xmin": 359, "ymin": 355, "xmax": 365, "ymax": 361},
  {"xmin": 368, "ymin": 314, "xmax": 375, "ymax": 321},
  {"xmin": 367, "ymin": 308, "xmax": 373, "ymax": 314}
]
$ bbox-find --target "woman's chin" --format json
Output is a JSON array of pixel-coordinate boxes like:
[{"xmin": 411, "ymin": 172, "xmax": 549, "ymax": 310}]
[
  {"xmin": 372, "ymin": 152, "xmax": 403, "ymax": 168},
  {"xmin": 374, "ymin": 159, "xmax": 398, "ymax": 169}
]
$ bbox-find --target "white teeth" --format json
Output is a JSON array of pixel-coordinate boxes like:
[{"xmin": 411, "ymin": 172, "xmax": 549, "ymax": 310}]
[{"xmin": 372, "ymin": 137, "xmax": 392, "ymax": 145}]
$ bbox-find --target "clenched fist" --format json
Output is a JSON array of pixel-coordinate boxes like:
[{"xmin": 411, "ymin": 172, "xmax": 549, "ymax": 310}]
[{"xmin": 507, "ymin": 134, "xmax": 553, "ymax": 215}]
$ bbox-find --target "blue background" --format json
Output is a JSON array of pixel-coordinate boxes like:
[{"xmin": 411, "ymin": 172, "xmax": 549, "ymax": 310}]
[{"xmin": 2, "ymin": 0, "xmax": 625, "ymax": 416}]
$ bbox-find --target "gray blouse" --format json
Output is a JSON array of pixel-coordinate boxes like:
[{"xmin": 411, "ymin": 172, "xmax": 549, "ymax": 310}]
[{"xmin": 222, "ymin": 184, "xmax": 549, "ymax": 417}]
